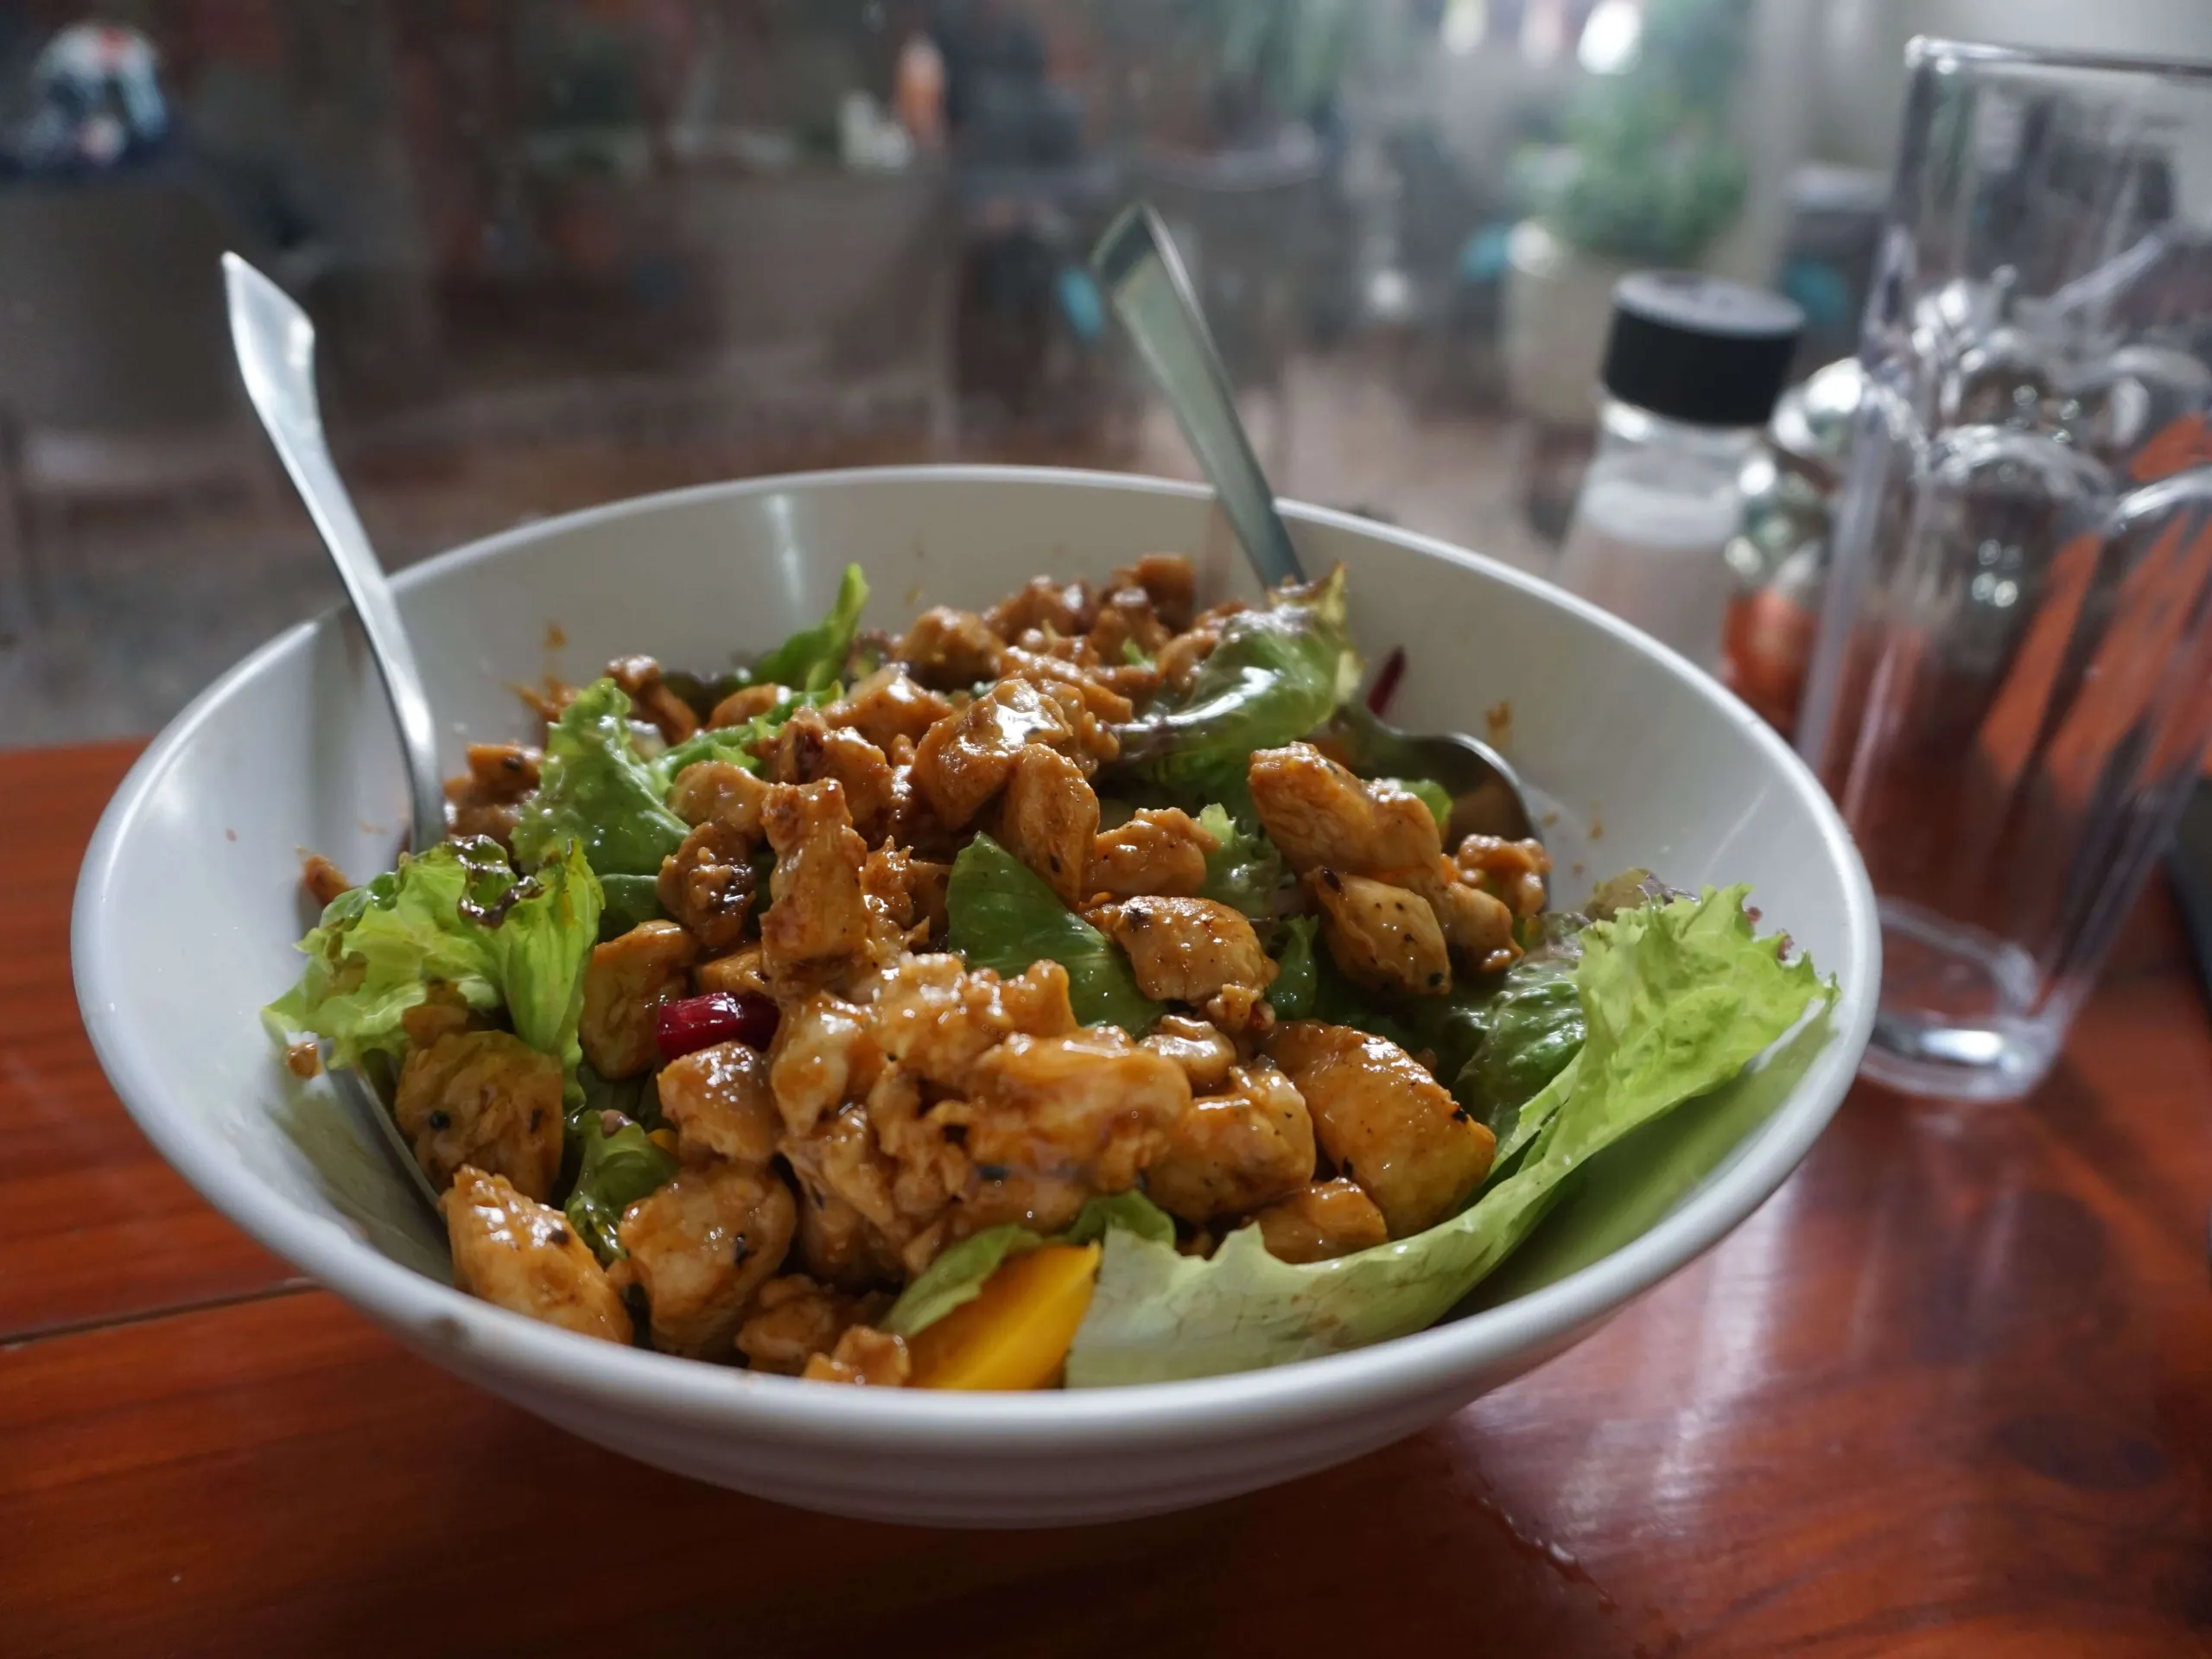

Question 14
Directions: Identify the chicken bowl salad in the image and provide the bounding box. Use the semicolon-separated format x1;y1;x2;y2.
266;554;1830;1391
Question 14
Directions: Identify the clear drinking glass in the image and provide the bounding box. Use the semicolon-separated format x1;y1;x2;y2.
1797;39;2212;1101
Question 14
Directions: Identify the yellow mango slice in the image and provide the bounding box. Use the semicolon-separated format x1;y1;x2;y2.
908;1243;1103;1390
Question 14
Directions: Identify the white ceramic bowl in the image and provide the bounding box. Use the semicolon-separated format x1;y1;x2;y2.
75;467;1877;1527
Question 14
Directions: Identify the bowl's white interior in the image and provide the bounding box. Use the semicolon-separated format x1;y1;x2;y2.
76;467;1876;1430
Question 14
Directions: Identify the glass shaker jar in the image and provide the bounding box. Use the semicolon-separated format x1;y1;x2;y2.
1554;273;1806;667
1719;356;1867;735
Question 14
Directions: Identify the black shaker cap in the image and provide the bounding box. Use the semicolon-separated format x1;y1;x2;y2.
1601;271;1806;428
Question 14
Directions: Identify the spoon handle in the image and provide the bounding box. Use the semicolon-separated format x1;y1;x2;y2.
223;254;447;858
1091;203;1307;590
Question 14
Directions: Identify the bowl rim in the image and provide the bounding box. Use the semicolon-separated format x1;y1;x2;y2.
74;462;1878;1446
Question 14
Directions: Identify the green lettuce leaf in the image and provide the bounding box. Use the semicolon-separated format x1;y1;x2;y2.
512;678;689;877
1195;804;1286;920
881;1192;1177;1338
594;873;666;939
1267;914;1319;1020
1063;887;1828;1385
265;839;603;1086
1380;777;1452;831
744;563;868;696
563;1111;679;1264
1111;567;1362;805
1452;953;1586;1142
945;834;1161;1035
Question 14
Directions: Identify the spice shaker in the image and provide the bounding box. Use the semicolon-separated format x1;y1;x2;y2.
1720;356;1866;735
1554;273;1805;667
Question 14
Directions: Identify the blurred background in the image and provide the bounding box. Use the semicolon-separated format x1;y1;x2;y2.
2;0;2209;747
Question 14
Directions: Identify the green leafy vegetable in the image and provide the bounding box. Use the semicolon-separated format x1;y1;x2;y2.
1064;887;1828;1385
1380;777;1453;831
563;1112;679;1264
743;563;868;696
645;688;829;795
882;1192;1177;1338
1195;804;1286;919
1111;567;1362;804
265;838;601;1083
1452;954;1587;1142
1268;915;1319;1020
945;834;1161;1035
512;679;688;877
595;873;666;939
1059;1191;1177;1250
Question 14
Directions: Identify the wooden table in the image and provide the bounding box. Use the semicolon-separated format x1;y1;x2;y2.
7;741;2211;1658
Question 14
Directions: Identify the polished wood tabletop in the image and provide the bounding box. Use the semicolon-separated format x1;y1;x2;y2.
7;740;2211;1658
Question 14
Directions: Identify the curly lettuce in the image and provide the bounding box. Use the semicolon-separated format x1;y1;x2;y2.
944;833;1161;1035
265;838;602;1084
565;1110;679;1264
1064;887;1829;1385
1194;803;1286;919
512;679;689;877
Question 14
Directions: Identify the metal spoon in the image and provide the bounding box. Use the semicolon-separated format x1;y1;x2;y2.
1090;203;1539;844
224;251;445;1218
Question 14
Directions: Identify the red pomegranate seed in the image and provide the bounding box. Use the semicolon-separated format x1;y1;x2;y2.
655;992;779;1064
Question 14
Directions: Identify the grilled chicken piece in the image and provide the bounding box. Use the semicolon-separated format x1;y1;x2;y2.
828;664;954;751
912;677;1075;829
1455;834;1552;918
767;991;883;1139
707;682;789;729
868;954;1077;1093
995;743;1099;906
944;1028;1191;1235
1113;553;1197;632
800;1325;912;1385
1001;648;1139;726
1308;868;1451;997
301;852;354;908
1087;807;1217;899
898;606;1007;689
657;820;758;954
399;983;474;1050
1264;1021;1495;1237
759;779;872;988
1402;859;1518;972
860;847;950;938
668;758;773;836
580;920;698;1078
610;1164;795;1357
1139;1013;1239;1093
761;709;897;843
1087;896;1276;1007
442;1167;632;1342
1144;1062;1316;1224
607;653;699;745
1085;584;1173;667
1248;743;1443;876
1250;1178;1389;1263
395;1030;564;1198
735;1274;889;1373
656;1039;781;1166
1154;626;1220;695
988;575;1095;641
779;1083;966;1283
443;743;542;847
695;943;768;999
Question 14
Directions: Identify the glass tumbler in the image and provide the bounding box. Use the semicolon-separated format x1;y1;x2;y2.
1797;40;2212;1101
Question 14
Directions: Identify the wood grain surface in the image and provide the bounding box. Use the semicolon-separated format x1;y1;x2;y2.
5;741;2210;1658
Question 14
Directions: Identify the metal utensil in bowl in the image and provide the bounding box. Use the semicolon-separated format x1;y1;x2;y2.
223;250;444;1217
1090;203;1538;844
